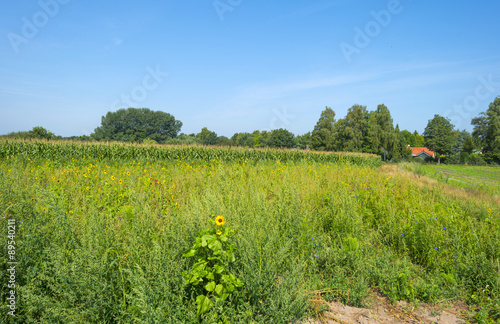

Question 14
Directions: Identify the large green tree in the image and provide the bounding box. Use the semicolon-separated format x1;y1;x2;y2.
423;114;456;163
335;104;369;152
400;130;424;147
258;130;270;148
28;126;56;140
472;97;500;162
412;130;424;147
366;104;394;154
310;107;336;151
461;136;476;154
471;112;488;149
196;127;218;145
2;126;58;140
92;108;182;143
215;136;233;147
267;128;296;148
296;132;312;149
388;125;412;160
451;130;472;155
231;132;254;147
484;97;500;154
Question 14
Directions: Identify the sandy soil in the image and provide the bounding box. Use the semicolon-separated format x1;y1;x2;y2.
303;291;468;324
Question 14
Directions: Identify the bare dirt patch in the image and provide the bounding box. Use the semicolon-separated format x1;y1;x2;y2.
304;291;468;324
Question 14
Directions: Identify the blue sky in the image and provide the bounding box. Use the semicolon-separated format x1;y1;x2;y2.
1;0;500;138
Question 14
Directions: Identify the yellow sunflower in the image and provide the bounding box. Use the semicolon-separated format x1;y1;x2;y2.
215;215;225;226
216;231;222;235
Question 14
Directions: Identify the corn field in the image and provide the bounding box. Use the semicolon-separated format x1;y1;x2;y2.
0;140;382;167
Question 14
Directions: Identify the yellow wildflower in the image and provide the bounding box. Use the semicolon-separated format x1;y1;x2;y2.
215;215;225;226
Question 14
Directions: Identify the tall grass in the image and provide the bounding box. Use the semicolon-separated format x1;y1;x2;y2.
0;143;498;323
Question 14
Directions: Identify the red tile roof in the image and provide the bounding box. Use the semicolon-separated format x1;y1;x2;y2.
409;147;435;157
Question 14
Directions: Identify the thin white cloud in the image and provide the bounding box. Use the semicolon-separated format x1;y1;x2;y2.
217;58;499;110
0;87;65;100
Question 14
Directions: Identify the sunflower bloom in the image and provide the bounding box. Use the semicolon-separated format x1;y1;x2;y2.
216;231;222;235
215;215;225;226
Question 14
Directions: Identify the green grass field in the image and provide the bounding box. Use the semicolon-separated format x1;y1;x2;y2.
405;163;500;196
0;141;499;323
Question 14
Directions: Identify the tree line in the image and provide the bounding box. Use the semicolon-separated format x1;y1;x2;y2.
2;97;500;163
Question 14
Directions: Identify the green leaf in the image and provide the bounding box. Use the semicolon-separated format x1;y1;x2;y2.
189;275;201;284
215;284;224;296
234;278;244;287
182;249;196;257
201;234;214;247
208;239;222;252
201;235;209;247
213;263;225;274
220;291;229;300
226;249;236;262
196;294;214;316
192;261;207;273
205;281;216;292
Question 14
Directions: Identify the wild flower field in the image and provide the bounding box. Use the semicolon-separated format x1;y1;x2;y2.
0;141;499;323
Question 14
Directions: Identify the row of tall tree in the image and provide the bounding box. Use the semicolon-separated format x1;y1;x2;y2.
421;97;500;164
188;127;298;149
3;97;499;163
309;105;423;160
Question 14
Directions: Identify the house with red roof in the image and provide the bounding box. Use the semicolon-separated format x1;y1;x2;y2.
408;146;435;159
